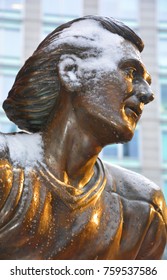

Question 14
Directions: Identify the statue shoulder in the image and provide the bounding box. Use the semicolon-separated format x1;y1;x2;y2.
0;132;43;168
0;134;13;209
104;162;160;198
104;162;167;259
104;162;166;219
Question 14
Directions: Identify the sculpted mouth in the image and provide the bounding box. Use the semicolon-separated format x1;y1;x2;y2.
124;103;144;120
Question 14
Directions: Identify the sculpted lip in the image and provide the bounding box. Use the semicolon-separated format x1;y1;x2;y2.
124;102;144;120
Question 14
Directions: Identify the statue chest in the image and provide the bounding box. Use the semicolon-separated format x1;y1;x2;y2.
0;171;122;259
0;168;150;260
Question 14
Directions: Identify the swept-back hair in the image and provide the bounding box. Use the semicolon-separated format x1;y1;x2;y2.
3;15;144;132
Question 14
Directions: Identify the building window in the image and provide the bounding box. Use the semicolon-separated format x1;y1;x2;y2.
0;75;15;102
42;0;83;38
0;75;17;133
101;130;139;162
158;38;167;68
0;28;22;58
0;0;24;10
160;84;167;114
123;130;139;158
157;0;167;22
42;0;83;17
0;119;17;133
162;130;167;163
102;144;118;160
99;0;138;21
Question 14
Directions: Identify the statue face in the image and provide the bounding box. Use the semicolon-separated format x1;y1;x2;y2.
72;36;153;145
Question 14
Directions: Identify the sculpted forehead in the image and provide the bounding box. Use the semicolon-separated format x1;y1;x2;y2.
60;19;141;54
58;19;142;71
57;19;124;49
118;39;142;61
59;19;123;47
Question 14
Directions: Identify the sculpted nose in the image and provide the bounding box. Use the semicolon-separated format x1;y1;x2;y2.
135;80;154;104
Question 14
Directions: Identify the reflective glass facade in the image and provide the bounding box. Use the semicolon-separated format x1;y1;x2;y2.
99;0;138;21
42;0;83;17
0;0;23;132
158;0;167;201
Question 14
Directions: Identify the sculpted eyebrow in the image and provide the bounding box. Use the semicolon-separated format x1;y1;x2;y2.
119;59;151;84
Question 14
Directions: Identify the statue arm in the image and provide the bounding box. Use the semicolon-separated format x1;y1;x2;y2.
0;134;12;209
136;194;167;260
0;158;13;211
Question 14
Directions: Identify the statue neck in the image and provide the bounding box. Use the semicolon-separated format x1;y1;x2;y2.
42;99;102;188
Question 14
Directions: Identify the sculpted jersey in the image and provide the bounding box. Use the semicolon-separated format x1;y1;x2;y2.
0;140;166;259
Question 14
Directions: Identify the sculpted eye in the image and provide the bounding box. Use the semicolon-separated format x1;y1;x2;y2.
125;67;137;80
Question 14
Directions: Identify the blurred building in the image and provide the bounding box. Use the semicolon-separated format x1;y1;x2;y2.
0;0;167;201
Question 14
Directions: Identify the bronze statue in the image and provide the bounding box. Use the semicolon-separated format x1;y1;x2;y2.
0;15;166;260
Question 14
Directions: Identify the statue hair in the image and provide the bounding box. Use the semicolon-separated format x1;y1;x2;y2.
3;15;144;132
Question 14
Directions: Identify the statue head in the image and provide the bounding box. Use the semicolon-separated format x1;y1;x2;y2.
3;15;153;142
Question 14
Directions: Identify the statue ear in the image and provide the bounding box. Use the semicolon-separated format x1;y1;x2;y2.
58;54;82;92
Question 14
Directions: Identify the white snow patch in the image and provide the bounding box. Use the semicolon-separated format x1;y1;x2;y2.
58;19;123;49
55;19;142;84
0;133;6;150
5;133;44;168
60;20;124;71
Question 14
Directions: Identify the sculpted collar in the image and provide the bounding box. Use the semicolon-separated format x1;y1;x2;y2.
39;158;106;210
